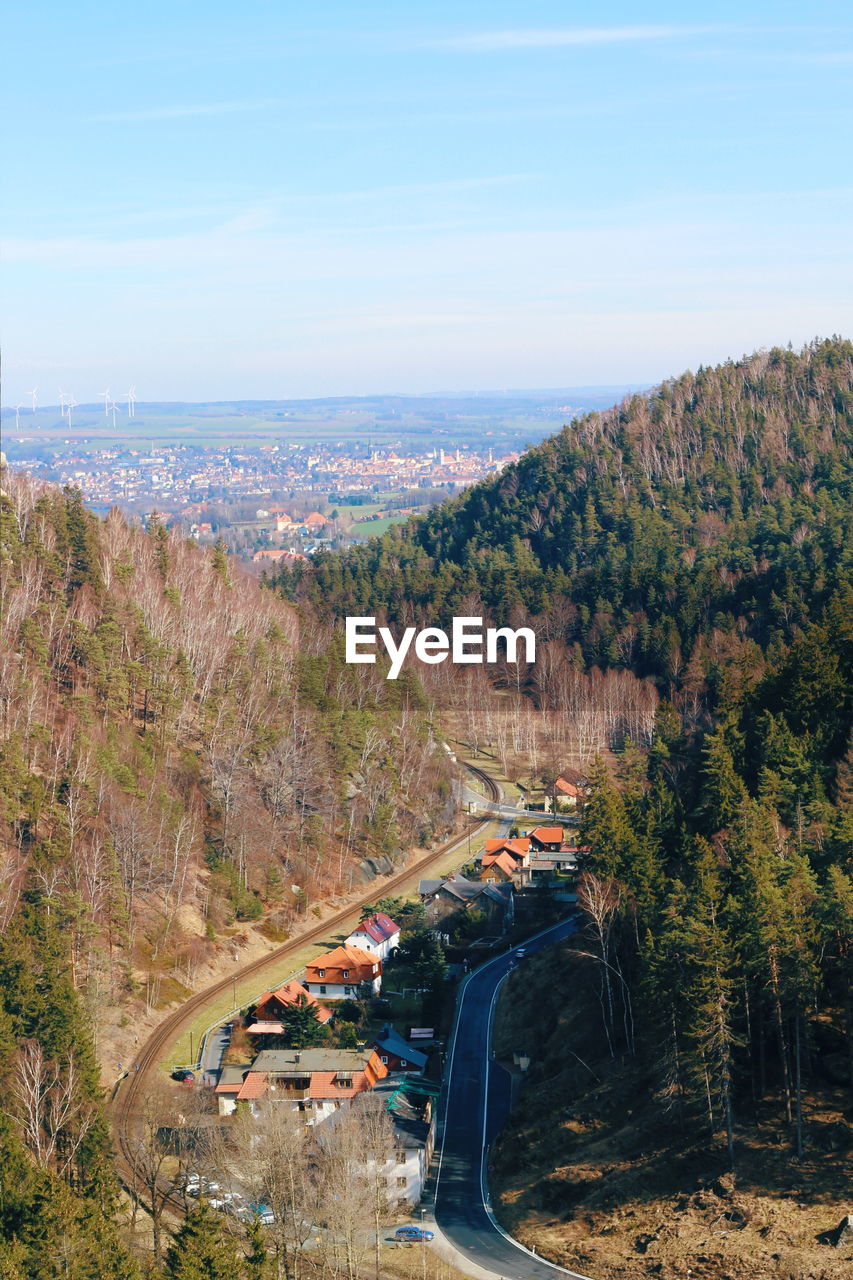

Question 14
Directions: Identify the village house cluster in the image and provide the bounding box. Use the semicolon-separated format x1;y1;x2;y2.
201;795;588;1212
213;912;437;1205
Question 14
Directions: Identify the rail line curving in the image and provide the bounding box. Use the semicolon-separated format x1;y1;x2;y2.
111;761;500;1195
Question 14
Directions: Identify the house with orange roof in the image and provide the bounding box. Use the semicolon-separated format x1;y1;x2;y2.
483;836;531;862
214;1047;388;1121
554;776;581;806
304;944;382;1000
478;836;531;884
302;511;328;528
479;851;520;883
550;771;591;810
249;979;332;1032
526;826;565;853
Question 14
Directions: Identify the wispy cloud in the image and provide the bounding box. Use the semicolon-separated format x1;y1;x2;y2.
87;98;280;123
434;25;720;52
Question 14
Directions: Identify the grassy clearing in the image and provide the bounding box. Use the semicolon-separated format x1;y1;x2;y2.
379;1243;478;1280
348;514;410;539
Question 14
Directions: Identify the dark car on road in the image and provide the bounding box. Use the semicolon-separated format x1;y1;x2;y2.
394;1226;434;1242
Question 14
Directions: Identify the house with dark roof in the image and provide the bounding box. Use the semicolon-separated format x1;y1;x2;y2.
418;874;513;935
516;844;588;888
369;1079;436;1206
371;1024;428;1073
345;912;401;961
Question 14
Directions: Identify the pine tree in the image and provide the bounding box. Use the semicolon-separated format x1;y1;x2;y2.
164;1203;240;1280
579;755;637;879
280;994;327;1048
699;721;747;832
682;841;738;1165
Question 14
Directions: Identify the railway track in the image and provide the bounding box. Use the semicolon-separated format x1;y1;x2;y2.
111;760;500;1195
463;761;501;804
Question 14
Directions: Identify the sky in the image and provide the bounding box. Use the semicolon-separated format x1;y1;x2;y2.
3;1;853;404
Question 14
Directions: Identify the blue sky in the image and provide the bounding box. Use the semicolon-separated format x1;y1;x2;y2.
3;1;852;403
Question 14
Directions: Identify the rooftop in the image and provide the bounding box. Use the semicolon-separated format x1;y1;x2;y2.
373;1025;428;1070
251;1047;379;1074
353;912;400;943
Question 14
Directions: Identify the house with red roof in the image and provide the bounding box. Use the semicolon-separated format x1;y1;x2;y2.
479;851;520;883
526;826;565;853
304;944;382;999
214;1047;388;1121
478;836;531;884
483;836;531;863
248;979;332;1034
345;912;400;961
554;776;581;806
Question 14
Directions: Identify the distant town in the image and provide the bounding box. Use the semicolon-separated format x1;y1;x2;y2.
10;437;519;562
3;387;635;561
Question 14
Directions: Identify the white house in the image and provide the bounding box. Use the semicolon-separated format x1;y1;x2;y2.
304;944;382;1000
345;912;401;961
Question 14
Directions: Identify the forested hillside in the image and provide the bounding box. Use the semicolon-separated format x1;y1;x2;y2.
0;474;449;1275
278;339;853;1272
335;337;853;1276
280;338;852;708
490;594;853;1277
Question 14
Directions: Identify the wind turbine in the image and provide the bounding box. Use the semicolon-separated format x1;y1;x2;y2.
108;396;121;429
30;388;38;413
59;389;68;419
124;385;136;418
66;394;77;428
100;388;111;417
15;404;23;430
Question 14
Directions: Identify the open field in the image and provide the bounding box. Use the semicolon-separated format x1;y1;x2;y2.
2;387;636;462
349;514;411;538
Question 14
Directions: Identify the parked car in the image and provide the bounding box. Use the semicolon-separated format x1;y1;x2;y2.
171;1068;195;1083
394;1226;434;1242
247;1202;275;1225
515;947;528;959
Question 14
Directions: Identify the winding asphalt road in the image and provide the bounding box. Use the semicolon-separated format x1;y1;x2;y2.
432;916;593;1280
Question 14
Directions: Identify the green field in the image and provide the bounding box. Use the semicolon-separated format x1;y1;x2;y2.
2;389;628;464
348;514;410;539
